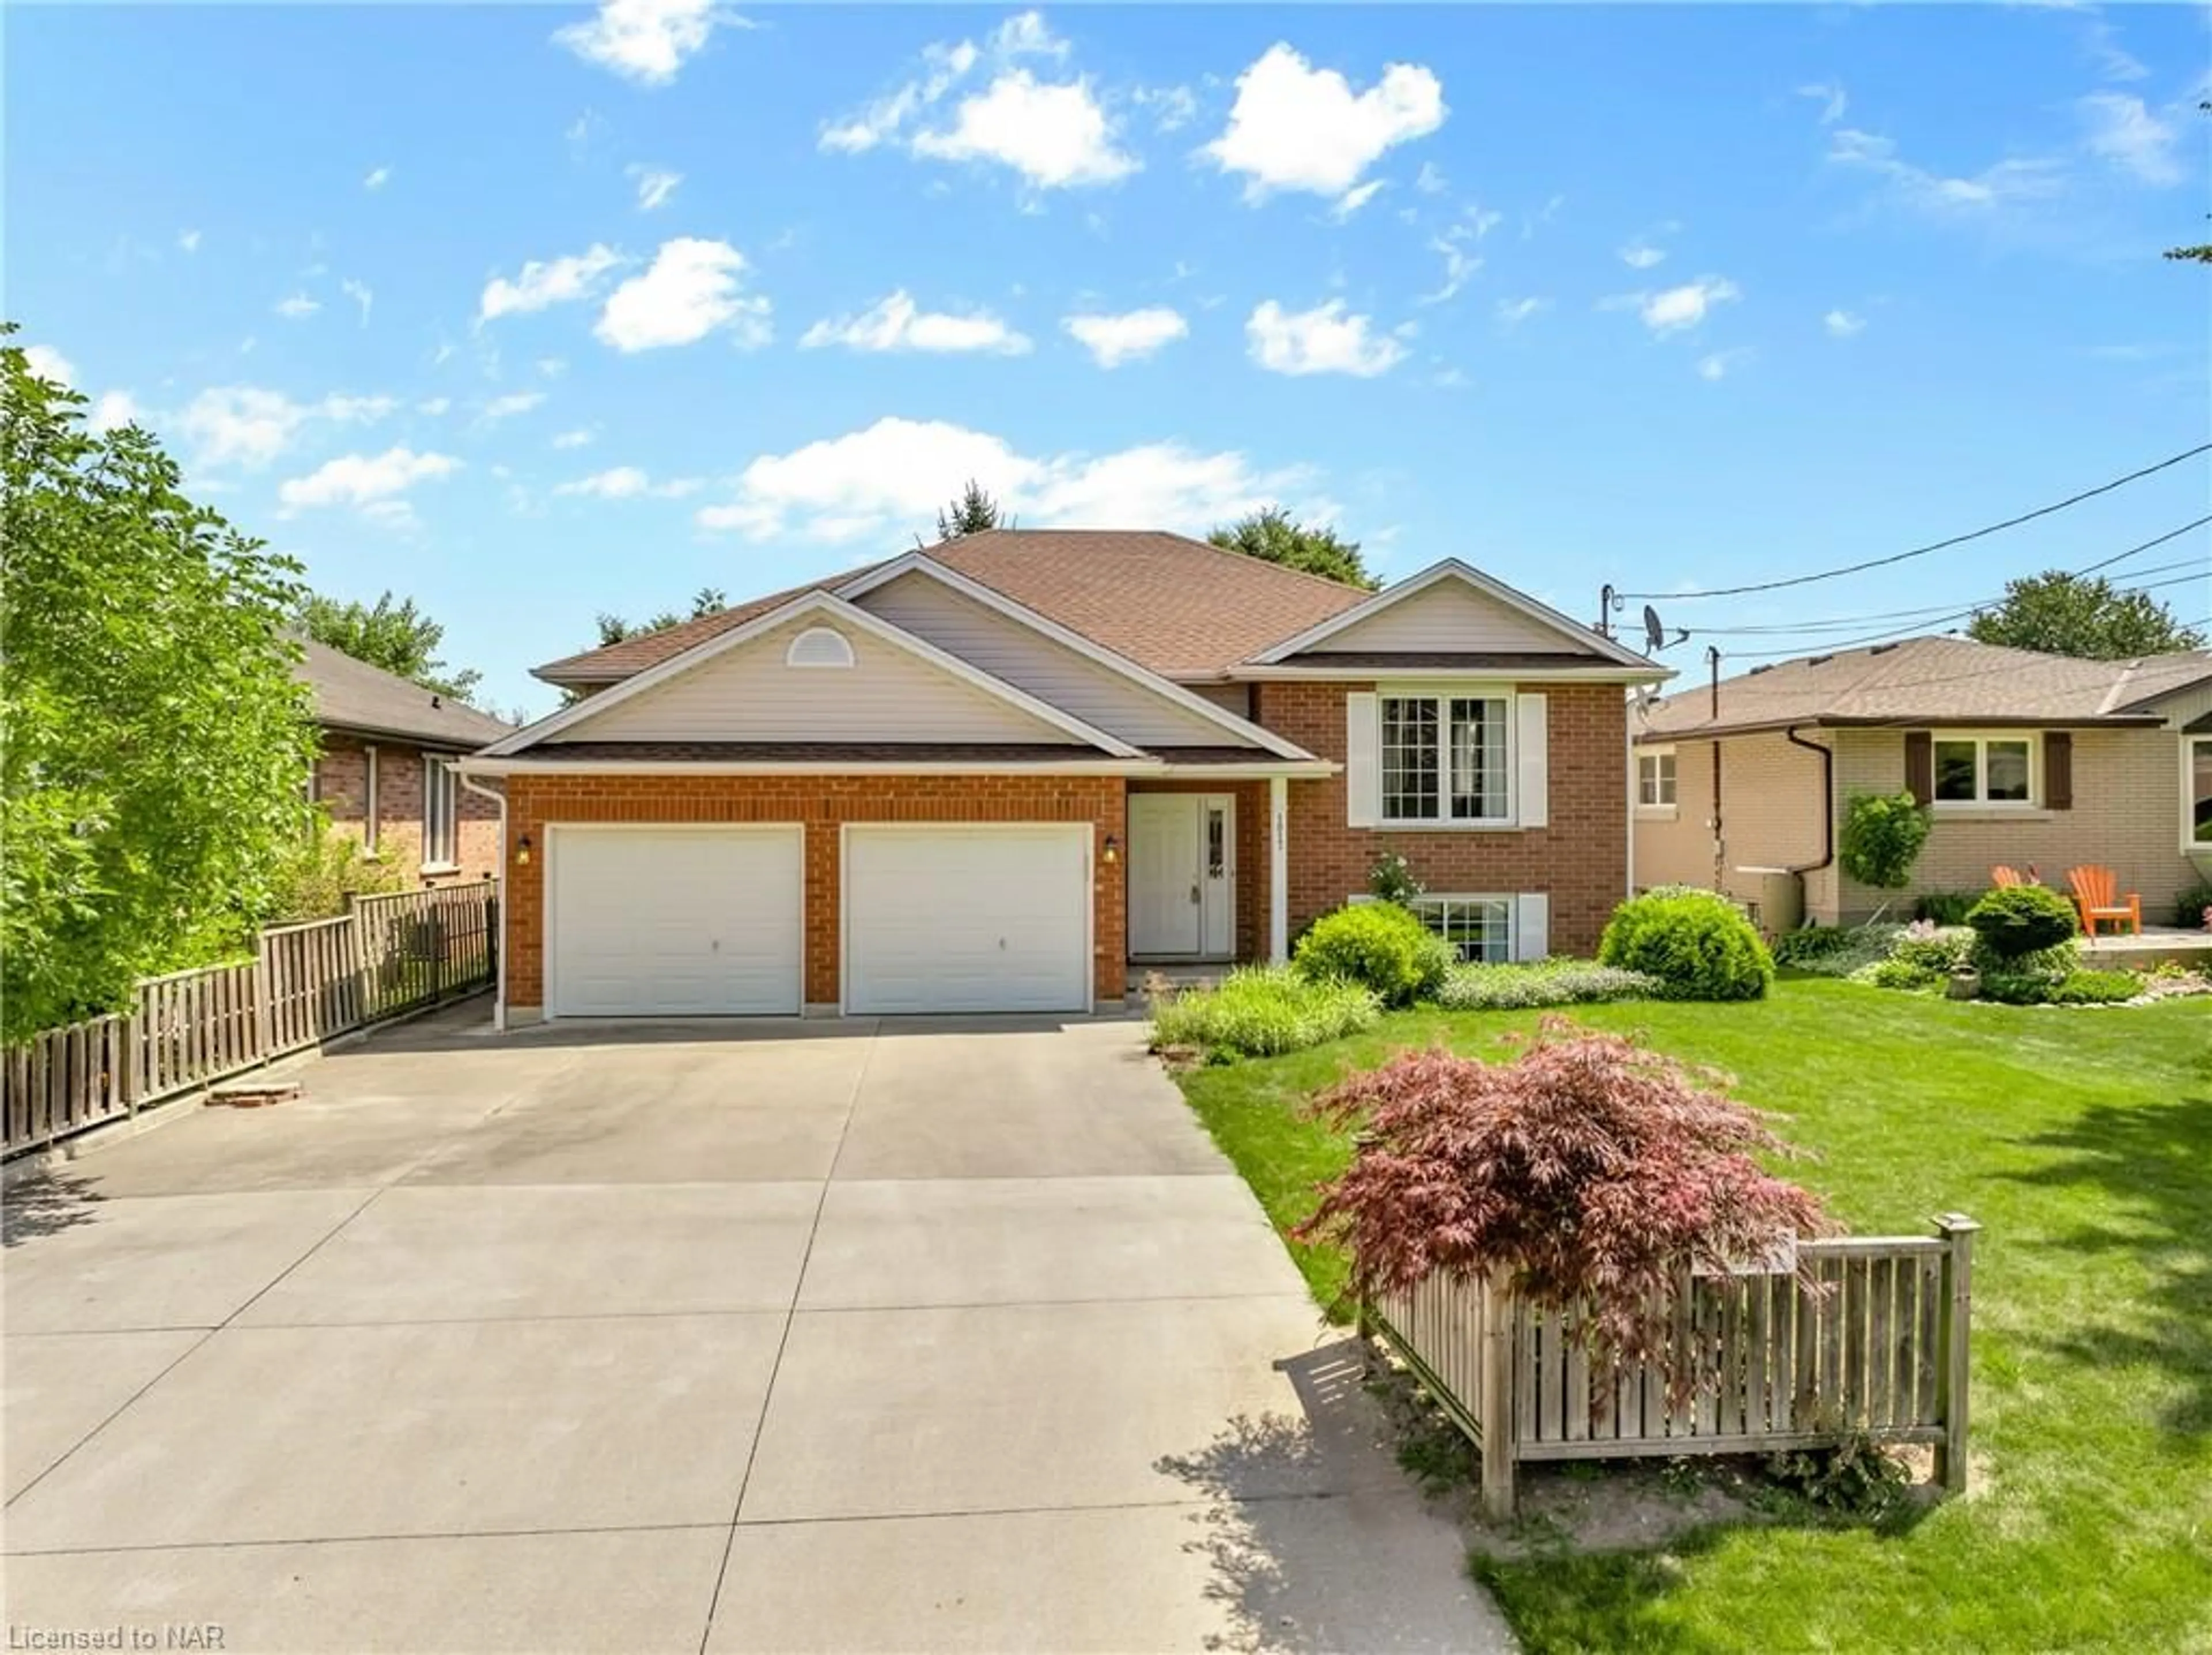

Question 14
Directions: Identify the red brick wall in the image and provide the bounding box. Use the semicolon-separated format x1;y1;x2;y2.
1127;779;1270;963
315;736;501;884
502;774;1127;1012
1252;681;1628;956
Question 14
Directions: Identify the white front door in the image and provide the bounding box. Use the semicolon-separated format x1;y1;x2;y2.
1129;794;1235;959
548;825;804;1017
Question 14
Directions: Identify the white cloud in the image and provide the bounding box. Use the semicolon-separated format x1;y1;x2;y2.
177;387;395;469
1063;306;1188;368
1796;82;1847;125
177;229;202;254
341;278;374;327
800;290;1031;355
551;427;597;449
1331;180;1387;220
912;70;1137;188
2080;93;2181;186
629;165;682;210
22;344;75;385
1827;127;2065;211
418;397;453;416
821;10;1063;156
1695;348;1753;382
1245;299;1406;377
594;237;771;351
1414;160;1447;195
478;244;626;323
1419;229;1480;304
1824;308;1866;338
537;357;567;378
274;293;320;320
363;165;391;190
553;0;738;86
1202;43;1446;206
481;391;547;421
1608;276;1741;335
694;414;1315;544
1494;296;1550;326
1619;240;1666;270
1132;84;1197;133
554;465;702;499
90;391;140;432
278;446;459;514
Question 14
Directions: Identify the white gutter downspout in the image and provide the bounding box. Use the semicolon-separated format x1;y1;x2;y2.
459;771;509;1032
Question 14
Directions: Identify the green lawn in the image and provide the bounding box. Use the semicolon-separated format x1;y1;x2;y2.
1173;979;2212;1654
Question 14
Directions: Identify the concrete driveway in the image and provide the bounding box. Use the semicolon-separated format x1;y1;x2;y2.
3;1001;1509;1654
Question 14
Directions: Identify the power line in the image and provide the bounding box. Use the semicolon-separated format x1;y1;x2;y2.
1719;569;2210;661
1679;517;2212;637
1618;444;2212;602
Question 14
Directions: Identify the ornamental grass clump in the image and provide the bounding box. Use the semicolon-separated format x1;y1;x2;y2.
1298;1021;1830;1400
1148;965;1381;1061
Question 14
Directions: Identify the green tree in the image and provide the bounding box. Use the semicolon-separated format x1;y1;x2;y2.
593;586;726;646
934;479;1009;540
1966;570;2206;659
297;589;483;703
1207;508;1377;590
1;332;318;1040
2165;103;2211;265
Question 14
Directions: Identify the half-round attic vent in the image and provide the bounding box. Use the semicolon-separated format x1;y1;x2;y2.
785;626;856;669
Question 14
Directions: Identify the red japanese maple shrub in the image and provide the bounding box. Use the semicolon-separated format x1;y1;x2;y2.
1298;1019;1830;1394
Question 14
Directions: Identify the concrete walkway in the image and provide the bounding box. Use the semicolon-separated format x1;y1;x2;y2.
3;1001;1510;1654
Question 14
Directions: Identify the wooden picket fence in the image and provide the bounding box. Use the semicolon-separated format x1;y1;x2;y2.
1369;1218;1979;1518
4;880;498;1159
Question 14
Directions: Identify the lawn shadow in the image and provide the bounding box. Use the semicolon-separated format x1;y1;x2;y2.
2004;1085;2212;1442
2;1164;107;1246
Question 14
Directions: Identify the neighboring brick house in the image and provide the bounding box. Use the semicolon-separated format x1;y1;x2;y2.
1633;636;2212;929
300;641;513;885
459;532;1668;1025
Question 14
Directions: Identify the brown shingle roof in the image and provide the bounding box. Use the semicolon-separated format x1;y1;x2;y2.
1638;635;2211;740
531;530;1368;684
298;641;515;748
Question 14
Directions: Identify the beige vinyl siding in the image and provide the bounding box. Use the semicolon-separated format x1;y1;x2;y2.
1831;727;2209;923
1294;579;1580;656
854;571;1252;748
1632;732;1834;914
565;613;1081;745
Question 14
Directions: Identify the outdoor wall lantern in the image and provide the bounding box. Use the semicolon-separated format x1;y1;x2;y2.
516;833;533;866
1101;834;1119;866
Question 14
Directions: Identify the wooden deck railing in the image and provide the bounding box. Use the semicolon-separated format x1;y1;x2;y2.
3;879;498;1159
1369;1217;1980;1518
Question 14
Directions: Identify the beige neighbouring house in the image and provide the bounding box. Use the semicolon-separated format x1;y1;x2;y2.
1632;636;2212;930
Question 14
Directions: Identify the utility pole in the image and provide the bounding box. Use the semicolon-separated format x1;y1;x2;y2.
1708;645;1725;891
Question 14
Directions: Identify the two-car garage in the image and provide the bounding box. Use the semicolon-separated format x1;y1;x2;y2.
544;823;1094;1019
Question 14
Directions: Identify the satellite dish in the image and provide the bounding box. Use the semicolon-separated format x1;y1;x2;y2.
1642;605;1666;654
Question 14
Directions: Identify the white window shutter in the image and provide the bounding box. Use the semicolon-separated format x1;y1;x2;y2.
1346;692;1380;828
1514;893;1550;962
1515;693;1549;829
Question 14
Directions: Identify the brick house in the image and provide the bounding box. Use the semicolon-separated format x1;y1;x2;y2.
300;641;513;885
457;532;1668;1024
1632;636;2212;929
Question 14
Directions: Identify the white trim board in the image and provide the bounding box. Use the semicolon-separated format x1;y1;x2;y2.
1247;558;1663;673
482;589;1141;760
836;553;1322;763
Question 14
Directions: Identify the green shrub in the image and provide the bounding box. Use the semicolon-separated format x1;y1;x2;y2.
1433;959;1659;1010
1771;925;1857;965
1891;924;1975;975
1965;884;2079;959
1850;956;1946;992
1367;849;1425;907
1839;791;1932;891
1597;887;1774;1002
1912;891;1980;926
266;822;411;922
1976;944;2088;1003
1294;902;1452;1007
1149;965;1381;1060
2171;884;2212;930
1774;923;1901;978
2047;969;2142;1006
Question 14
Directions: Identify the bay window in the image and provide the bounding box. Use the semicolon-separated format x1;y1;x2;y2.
1381;694;1510;824
1933;736;2034;806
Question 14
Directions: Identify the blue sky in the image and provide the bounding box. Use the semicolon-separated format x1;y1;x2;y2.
14;2;2209;715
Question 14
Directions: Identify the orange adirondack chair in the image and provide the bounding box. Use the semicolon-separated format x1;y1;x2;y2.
1991;865;2032;888
2066;865;2142;937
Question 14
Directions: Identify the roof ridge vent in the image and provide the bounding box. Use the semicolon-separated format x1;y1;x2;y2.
1748;663;1774;675
1807;653;1834;666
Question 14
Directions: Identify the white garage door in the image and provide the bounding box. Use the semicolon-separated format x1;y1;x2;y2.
844;825;1090;1014
550;826;802;1017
